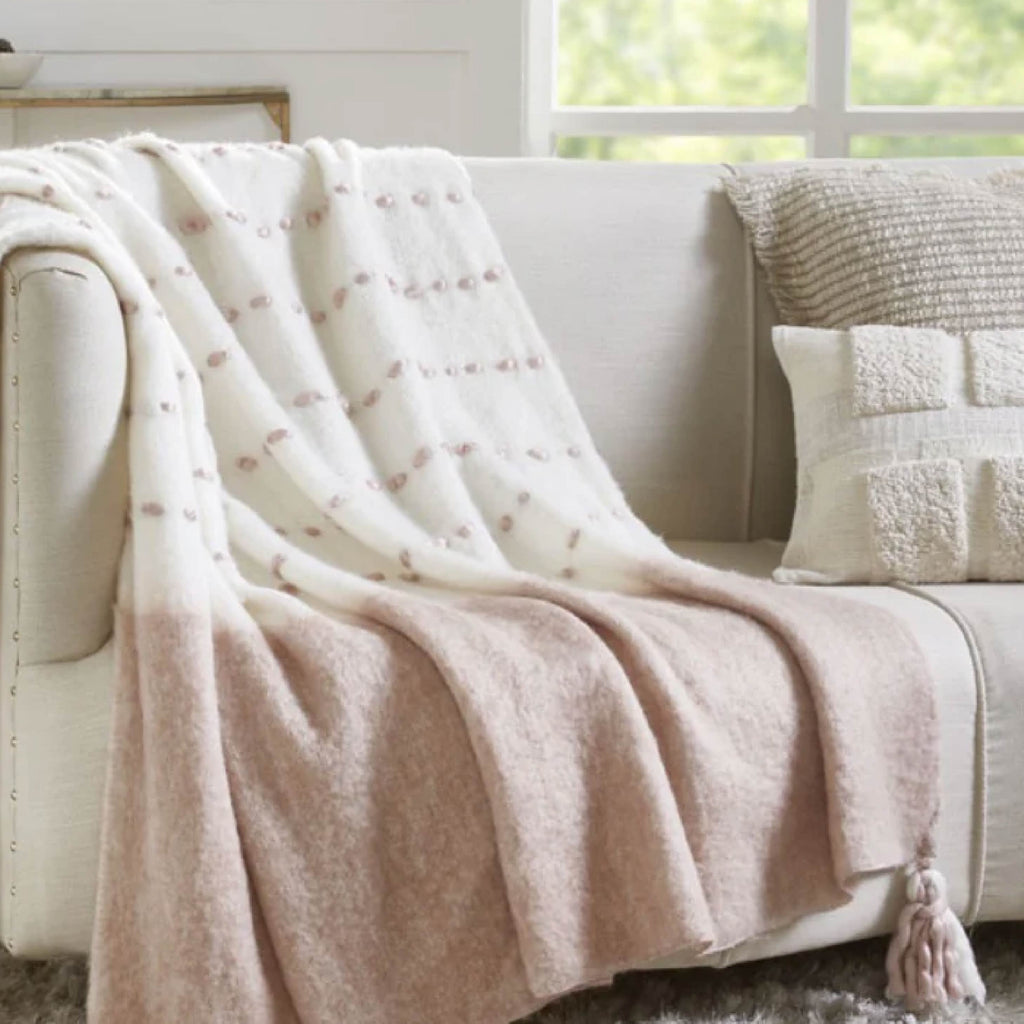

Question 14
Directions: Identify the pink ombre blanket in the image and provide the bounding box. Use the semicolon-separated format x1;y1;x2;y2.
0;137;968;1022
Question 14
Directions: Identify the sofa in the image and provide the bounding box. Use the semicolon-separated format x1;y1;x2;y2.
1;154;1021;967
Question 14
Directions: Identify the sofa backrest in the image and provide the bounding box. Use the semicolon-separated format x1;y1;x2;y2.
468;155;1024;542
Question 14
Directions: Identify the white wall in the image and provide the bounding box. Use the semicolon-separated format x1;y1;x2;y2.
3;0;527;154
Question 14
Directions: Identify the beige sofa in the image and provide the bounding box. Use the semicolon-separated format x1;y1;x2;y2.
2;156;1021;966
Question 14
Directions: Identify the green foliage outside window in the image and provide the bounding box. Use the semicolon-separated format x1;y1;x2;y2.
557;0;1024;161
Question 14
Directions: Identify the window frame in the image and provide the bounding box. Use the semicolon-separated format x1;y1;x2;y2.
526;0;1024;159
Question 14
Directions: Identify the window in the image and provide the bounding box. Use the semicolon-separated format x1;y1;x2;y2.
526;0;1024;161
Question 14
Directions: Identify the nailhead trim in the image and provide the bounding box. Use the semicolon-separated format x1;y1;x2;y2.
4;269;22;952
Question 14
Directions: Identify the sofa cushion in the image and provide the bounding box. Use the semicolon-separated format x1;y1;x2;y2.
671;540;1024;934
666;541;977;952
471;160;757;541
4;545;1013;961
2;541;979;962
906;583;1024;922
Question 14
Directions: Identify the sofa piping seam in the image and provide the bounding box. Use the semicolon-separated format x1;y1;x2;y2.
895;582;989;926
11;265;89;287
743;227;758;542
720;164;759;542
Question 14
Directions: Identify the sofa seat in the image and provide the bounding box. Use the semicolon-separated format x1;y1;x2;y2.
650;539;1023;970
16;539;1018;969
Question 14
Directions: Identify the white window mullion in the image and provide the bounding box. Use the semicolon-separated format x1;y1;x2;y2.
525;0;557;156
549;107;813;138
845;106;1024;135
808;0;851;157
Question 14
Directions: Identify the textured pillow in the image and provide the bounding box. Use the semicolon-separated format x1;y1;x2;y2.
773;324;1024;584
724;165;1024;330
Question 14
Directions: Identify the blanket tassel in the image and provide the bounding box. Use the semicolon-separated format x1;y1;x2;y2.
885;860;986;1012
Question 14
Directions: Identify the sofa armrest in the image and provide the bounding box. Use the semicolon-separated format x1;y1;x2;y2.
0;249;128;670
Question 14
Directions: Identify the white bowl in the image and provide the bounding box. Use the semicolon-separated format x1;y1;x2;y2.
0;54;44;89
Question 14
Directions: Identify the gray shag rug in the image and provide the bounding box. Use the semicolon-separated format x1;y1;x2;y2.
3;924;1020;1023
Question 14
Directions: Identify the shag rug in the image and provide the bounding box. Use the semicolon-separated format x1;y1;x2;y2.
4;924;1019;1023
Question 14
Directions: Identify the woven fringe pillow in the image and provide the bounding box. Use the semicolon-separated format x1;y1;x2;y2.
724;165;1024;330
773;324;1024;584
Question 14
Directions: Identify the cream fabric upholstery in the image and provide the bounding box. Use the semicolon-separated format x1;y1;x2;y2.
1;156;1022;960
0;250;127;667
478;156;1024;542
4;647;112;955
472;160;756;541
912;584;1024;922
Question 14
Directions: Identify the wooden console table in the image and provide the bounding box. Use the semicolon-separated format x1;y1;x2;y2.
0;85;291;144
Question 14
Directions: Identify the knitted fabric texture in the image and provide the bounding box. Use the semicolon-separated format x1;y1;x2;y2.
723;165;1024;331
0;138;959;1023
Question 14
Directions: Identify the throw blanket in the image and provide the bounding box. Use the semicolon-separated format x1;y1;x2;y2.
0;137;971;1022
